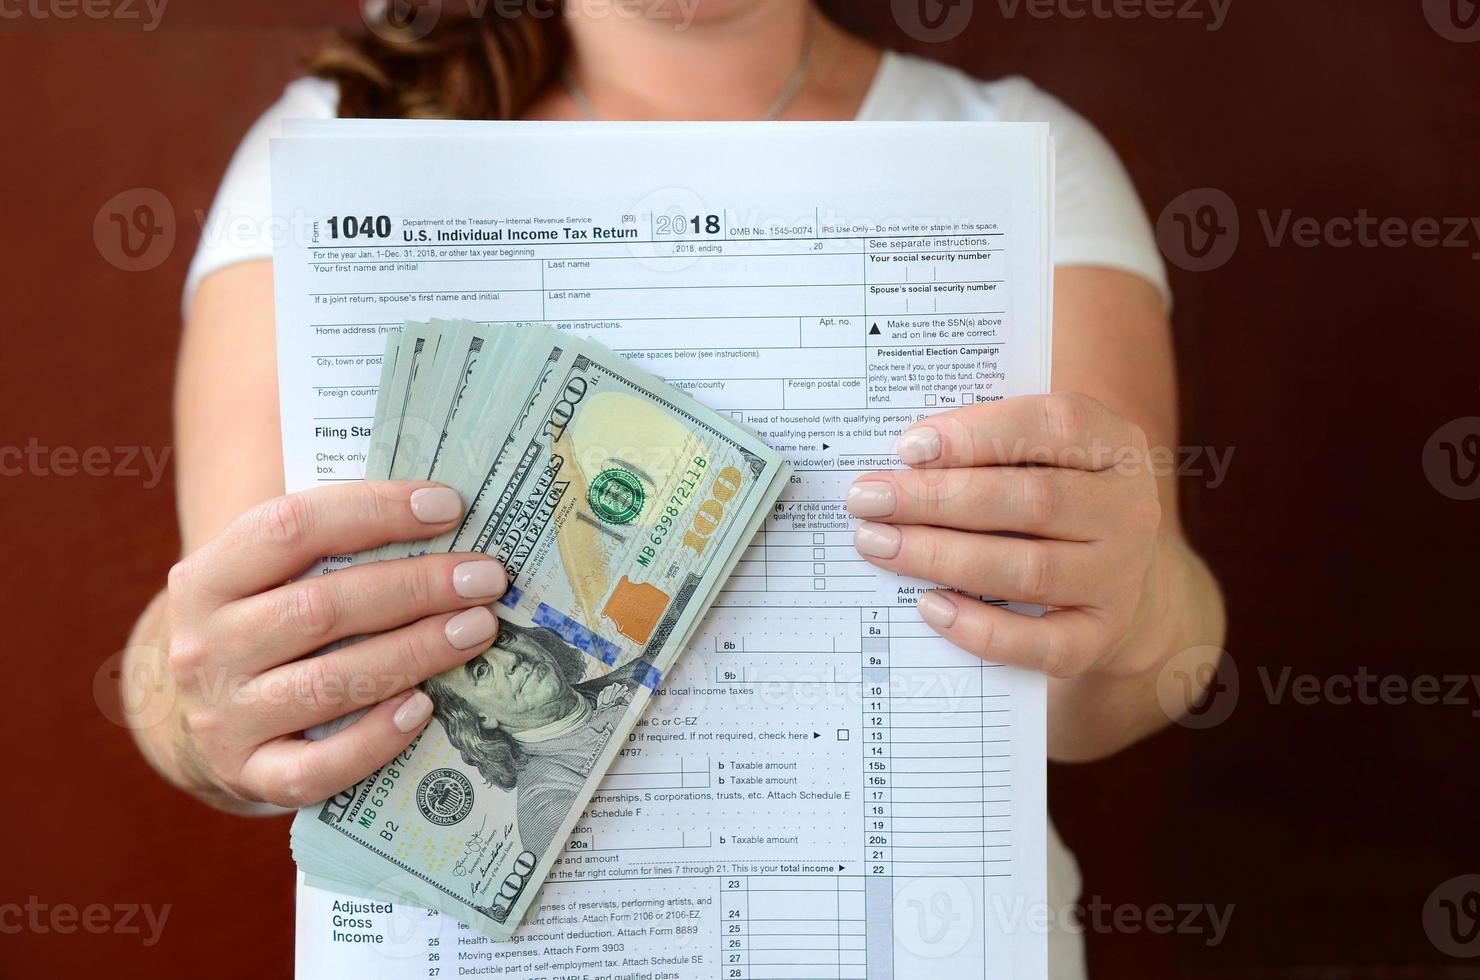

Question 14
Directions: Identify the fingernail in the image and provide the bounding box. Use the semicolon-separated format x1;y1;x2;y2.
896;426;942;465
453;560;507;599
846;481;897;518
853;521;902;559
410;487;462;523
445;606;498;650
918;591;959;629
393;690;433;733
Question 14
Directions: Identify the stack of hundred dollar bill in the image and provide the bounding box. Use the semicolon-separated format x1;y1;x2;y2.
290;319;788;939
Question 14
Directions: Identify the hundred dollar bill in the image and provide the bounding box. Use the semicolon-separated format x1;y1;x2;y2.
365;319;498;564
461;340;780;678
291;320;788;940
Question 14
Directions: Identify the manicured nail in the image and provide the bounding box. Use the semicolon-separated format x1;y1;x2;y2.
445;606;498;650
410;487;462;523
853;521;902;559
453;560;507;599
896;426;942;465
393;690;433;733
918;591;959;630
846;481;897;519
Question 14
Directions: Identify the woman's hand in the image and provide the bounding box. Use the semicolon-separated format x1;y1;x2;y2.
846;393;1168;681
150;481;507;811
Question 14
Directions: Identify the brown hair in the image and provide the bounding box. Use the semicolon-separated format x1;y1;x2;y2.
310;1;569;120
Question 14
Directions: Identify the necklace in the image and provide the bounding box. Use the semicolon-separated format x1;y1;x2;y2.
560;13;816;122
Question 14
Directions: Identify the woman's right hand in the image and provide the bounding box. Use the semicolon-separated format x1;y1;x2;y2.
158;481;506;811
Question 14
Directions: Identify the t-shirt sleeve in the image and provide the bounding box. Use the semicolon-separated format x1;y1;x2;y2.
182;77;339;314
997;77;1172;308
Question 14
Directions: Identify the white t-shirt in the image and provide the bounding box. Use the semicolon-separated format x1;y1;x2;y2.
187;51;1170;978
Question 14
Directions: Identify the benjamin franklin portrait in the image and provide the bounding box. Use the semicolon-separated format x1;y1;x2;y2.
423;618;643;855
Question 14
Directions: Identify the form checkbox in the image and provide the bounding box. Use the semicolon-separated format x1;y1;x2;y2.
813;563;826;575
813;532;825;544
924;394;938;407
813;547;825;559
962;391;975;404
836;729;850;741
813;578;826;590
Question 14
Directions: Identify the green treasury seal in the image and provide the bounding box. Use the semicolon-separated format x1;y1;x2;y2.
587;468;645;525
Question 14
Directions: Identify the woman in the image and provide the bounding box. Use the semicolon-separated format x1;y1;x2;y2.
123;1;1226;973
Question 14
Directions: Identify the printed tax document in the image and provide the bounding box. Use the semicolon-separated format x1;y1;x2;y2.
271;121;1053;979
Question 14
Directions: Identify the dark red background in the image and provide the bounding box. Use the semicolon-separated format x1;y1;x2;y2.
3;1;1477;977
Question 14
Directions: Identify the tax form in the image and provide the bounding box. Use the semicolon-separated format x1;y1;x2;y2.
272;121;1053;979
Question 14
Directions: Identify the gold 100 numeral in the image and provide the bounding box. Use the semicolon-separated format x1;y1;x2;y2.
681;466;744;556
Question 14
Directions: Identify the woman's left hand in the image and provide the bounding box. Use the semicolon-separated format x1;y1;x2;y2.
847;392;1167;680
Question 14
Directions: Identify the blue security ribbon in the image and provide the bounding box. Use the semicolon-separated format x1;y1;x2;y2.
630;660;663;691
532;602;621;666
